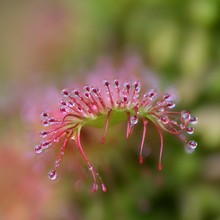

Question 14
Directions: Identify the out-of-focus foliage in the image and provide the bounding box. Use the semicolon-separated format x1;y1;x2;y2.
0;0;220;220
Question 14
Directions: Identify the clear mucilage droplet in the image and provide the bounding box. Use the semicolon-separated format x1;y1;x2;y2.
122;96;128;103
185;140;198;153
130;115;138;126
93;183;98;192
68;101;75;107
60;106;70;114
53;138;60;143
160;115;169;124
41;112;49;119
186;127;194;134
134;82;141;92
114;79;119;88
167;101;175;109
144;89;157;100
48;118;56;125
40;130;48;138
188;140;197;149
41;141;51;149
181;111;190;122
42;119;49;127
34;145;42;154
73;89;79;96
103;80;109;87
48;170;57;180
163;94;170;100
190;116;198;124
101;183;107;192
61;89;69;97
124;82;131;90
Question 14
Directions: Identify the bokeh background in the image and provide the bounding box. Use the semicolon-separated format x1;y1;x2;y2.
1;0;220;220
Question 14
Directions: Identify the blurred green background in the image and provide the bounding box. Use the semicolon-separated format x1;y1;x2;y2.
0;0;220;220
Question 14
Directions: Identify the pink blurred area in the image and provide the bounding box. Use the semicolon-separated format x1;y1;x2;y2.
0;2;82;219
0;147;52;220
0;0;219;219
0;1;74;78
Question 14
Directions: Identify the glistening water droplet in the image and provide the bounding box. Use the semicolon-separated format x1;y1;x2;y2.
101;183;107;192
167;101;175;109
41;112;49;119
48;170;57;180
42;119;49;127
93;183;98;192
40;130;48;138
181;111;190;122
148;89;157;100
103;80;109;87
163;94;170;100
188;140;197;149
34;145;42;154
186;127;194;134
41;141;51;149
185;140;197;153
160;115;169;124
61;89;69;97
130;115;138;126
190;116;198;124
134;81;141;92
113;79;119;88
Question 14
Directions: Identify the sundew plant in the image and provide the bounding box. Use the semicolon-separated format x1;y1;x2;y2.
35;66;198;192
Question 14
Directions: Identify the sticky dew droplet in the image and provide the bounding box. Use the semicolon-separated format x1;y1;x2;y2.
130;115;138;126
144;89;157;101
113;79;119;88
160;115;169;124
103;80;109;87
190;116;198;124
101;183;107;192
84;85;90;92
84;92;90;98
181;111;190;122
41;141;51;149
124;82;131;90
122;96;128;103
163;94;170;100
93;183;98;192
186;127;194;134
61;89;69;97
167;101;175;109
41;112;49;119
48;118;56;125
188;140;197;149
48;170;57;180
68;101;75;107
40;130;48;138
60;107;68;114
134;81;141;92
60;100;67;106
73;89;79;96
185;140;197;154
42;119;49;127
34;145;42;154
53;138;60;143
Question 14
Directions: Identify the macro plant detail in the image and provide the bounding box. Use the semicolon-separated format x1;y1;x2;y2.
34;79;198;192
